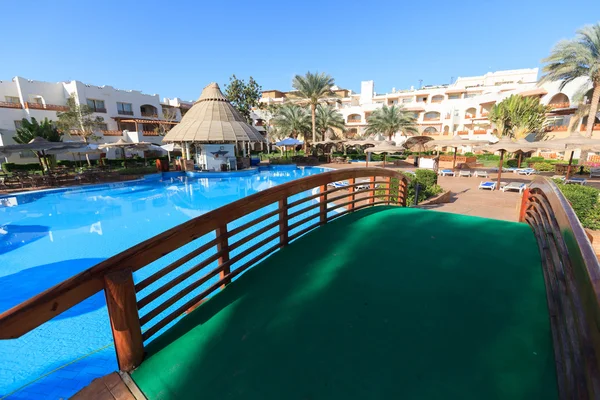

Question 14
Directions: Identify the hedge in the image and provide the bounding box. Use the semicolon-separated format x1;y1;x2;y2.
555;183;600;230
1;163;41;173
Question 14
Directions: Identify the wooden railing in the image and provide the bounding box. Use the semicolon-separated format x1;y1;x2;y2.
0;168;409;372
0;101;23;109
549;102;570;109
519;177;600;400
473;129;487;135
24;102;69;111
142;130;159;136
546;125;568;132
101;130;123;136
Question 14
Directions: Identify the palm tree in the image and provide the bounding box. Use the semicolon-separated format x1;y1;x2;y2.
488;95;548;139
271;104;311;141
315;104;346;140
290;72;336;145
13;117;62;171
365;105;418;140
540;23;600;139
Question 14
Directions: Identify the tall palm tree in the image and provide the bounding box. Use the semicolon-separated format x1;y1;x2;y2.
13;117;62;172
290;72;336;144
271;104;311;141
488;95;548;139
540;23;600;139
315;104;346;140
365;105;418;140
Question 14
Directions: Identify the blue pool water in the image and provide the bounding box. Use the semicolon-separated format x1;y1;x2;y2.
0;166;329;399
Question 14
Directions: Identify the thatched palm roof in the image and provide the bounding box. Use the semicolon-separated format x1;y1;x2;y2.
163;83;266;143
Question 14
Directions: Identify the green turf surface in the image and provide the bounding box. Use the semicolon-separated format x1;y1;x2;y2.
131;206;557;400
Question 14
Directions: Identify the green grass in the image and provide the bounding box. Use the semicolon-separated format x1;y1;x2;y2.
132;207;557;400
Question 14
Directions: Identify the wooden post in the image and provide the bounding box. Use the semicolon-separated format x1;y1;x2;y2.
319;185;327;225
347;178;355;211
452;148;457;169
518;152;523;168
518;188;530;222
566;151;574;179
278;198;288;246
385;176;391;205
496;150;505;191
216;225;230;287
369;176;375;204
104;270;144;372
398;179;407;207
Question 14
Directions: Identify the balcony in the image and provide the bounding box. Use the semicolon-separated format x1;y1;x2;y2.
457;130;468;135
481;112;489;117
549;102;570;109
91;107;107;113
101;130;123;136
464;114;476;119
143;130;159;136
473;130;487;135
347;119;361;124
141;112;159;118
118;110;134;116
545;125;568;132
580;124;600;132
423;117;440;122
24;102;69;111
0;101;23;109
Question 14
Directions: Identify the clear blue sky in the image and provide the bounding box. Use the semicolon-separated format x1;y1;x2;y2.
1;0;597;100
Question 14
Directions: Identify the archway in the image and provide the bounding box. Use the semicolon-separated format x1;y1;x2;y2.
443;125;450;135
140;104;158;117
465;107;477;118
423;126;438;135
346;128;358;138
548;93;569;107
424;111;440;121
431;95;444;103
347;114;361;123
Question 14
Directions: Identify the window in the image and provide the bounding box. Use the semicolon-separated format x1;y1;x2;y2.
87;99;106;112
416;96;427;103
401;98;413;103
14;120;23;129
389;100;398;105
464;93;477;99
32;97;43;104
117;102;133;115
97;123;108;131
453;110;459;117
5;96;20;103
448;94;461;100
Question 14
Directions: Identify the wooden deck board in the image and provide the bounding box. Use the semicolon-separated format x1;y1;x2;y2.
71;372;137;400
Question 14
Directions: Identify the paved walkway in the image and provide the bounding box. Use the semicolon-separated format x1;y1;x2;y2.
320;161;600;222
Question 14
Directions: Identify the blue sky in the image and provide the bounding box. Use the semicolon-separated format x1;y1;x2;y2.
1;0;597;100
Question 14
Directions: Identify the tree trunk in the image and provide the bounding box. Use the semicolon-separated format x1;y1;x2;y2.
581;83;600;165
311;103;316;152
584;83;600;138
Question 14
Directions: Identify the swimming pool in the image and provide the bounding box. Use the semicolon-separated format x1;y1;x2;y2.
0;166;329;399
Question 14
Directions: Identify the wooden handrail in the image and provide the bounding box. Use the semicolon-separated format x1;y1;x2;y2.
0;167;409;371
519;177;600;399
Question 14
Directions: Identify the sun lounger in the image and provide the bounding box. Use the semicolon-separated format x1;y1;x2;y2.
327;181;349;189
458;170;472;177
501;182;527;193
565;177;587;185
474;170;489;178
590;168;600;178
505;167;519;173
516;168;537;175
438;169;455;177
478;181;496;191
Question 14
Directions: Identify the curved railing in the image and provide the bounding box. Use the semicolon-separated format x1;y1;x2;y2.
519;177;600;399
0;167;409;372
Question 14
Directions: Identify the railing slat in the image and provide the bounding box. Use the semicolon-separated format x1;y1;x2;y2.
216;225;231;287
279;198;288;247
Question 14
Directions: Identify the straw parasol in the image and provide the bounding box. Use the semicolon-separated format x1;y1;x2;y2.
0;137;87;174
426;135;491;169
476;137;542;190
163;83;266;144
402;136;434;153
99;139;156;166
538;132;600;178
364;143;404;167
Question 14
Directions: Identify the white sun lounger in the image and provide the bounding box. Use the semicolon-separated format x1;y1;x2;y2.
501;182;527;193
565;177;587;185
516;168;537;175
478;181;496;190
438;169;455;177
474;170;489;178
590;168;600;178
458;170;472;177
327;181;349;189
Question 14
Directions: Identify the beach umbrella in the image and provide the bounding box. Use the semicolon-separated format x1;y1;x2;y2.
402;136;434;153
99;139;155;167
365;144;404;168
160;143;182;163
0;137;86;174
275;137;303;146
476;137;541;190
426;135;491;169
538;132;600;178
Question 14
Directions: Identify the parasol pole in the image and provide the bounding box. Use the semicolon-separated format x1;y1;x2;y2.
566;151;575;179
496;150;505;191
383;153;386;168
517;152;522;168
366;152;369;168
452;147;458;169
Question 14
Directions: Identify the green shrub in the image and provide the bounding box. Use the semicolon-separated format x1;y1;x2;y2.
556;183;600;230
464;152;474;157
476;154;500;161
57;160;74;167
1;162;41;173
503;159;519;168
414;169;438;187
533;162;555;172
524;157;545;164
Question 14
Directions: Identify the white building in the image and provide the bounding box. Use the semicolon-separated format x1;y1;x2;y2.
259;68;600;148
0;76;194;164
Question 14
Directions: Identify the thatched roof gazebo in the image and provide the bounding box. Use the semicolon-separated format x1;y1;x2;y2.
163;83;266;145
